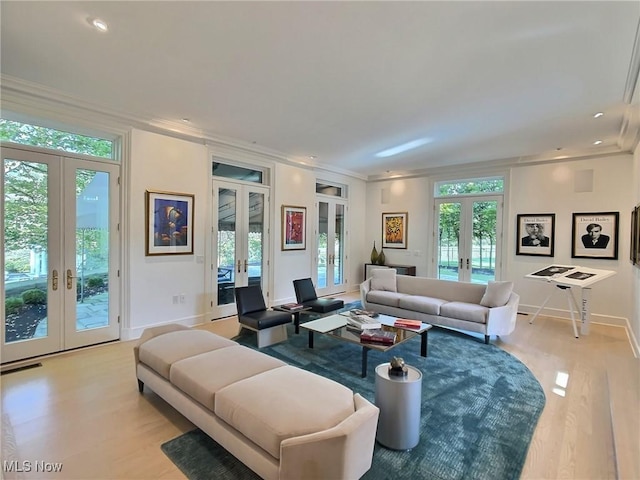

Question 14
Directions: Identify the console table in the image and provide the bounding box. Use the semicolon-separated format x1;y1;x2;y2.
364;263;416;281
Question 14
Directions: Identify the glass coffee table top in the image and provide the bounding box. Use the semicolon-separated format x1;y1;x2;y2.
300;312;432;377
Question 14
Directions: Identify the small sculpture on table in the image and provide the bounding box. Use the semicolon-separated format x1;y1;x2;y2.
389;356;408;378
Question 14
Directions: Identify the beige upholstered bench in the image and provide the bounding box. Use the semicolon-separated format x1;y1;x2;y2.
135;324;379;480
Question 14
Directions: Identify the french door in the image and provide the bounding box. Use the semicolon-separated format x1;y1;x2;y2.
435;195;502;283
315;198;346;296
2;146;120;363
213;180;269;318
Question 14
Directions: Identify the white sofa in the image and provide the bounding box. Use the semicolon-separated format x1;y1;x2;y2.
360;270;519;344
134;324;379;480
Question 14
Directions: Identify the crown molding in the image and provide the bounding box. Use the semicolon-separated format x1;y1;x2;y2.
0;75;368;181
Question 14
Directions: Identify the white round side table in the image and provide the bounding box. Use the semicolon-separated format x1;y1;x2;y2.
374;362;423;450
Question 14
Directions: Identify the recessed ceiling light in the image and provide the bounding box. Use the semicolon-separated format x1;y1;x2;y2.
593;140;603;145
89;18;108;32
309;155;317;160
181;118;190;123
375;138;431;158
593;112;604;118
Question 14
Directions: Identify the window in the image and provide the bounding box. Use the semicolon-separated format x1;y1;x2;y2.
433;176;504;283
435;177;503;197
0;119;114;159
213;161;264;184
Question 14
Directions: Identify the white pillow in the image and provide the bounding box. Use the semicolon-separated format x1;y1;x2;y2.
370;268;397;292
480;281;513;307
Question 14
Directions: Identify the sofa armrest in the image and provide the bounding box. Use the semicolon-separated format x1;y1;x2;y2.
486;292;520;336
133;323;190;365
360;279;372;308
279;393;379;480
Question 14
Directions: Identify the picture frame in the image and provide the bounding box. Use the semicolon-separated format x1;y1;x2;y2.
516;213;555;257
632;204;640;267
382;212;408;249
281;205;306;251
145;190;194;256
571;211;619;260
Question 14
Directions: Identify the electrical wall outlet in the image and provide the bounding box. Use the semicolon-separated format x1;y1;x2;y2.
180;294;186;304
172;295;179;304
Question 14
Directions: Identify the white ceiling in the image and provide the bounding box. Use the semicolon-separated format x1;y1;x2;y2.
1;1;639;179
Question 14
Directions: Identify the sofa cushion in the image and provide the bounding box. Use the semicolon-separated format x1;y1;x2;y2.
398;295;447;315
138;330;237;380
366;290;407;307
370;269;397;292
480;281;514;307
215;365;355;460
170;345;287;411
439;302;489;324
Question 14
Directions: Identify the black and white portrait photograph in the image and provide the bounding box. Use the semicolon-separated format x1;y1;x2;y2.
516;214;555;257
571;212;619;260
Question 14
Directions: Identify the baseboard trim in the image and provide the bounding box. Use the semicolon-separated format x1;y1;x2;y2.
121;314;206;341
519;303;638;358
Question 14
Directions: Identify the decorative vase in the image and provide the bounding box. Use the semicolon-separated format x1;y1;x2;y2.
370;242;379;264
377;248;385;265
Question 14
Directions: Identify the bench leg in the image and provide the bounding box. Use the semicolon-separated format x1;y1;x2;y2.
484;335;490;344
138;379;144;393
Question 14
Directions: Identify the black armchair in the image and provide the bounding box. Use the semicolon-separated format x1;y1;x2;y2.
235;285;291;348
293;278;344;314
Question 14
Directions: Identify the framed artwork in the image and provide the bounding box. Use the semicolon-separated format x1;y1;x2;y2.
571;211;619;260
516;213;555;257
382;212;408;249
632;204;640;267
145;190;194;256
282;205;306;250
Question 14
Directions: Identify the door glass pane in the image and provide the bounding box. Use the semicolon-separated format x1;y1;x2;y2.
217;188;236;306
334;203;344;285
317;202;328;288
247;192;264;288
471;200;497;284
4;159;49;342
75;170;109;331
437;202;461;281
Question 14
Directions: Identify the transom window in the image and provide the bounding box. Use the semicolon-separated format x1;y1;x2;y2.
213;161;264;184
435;177;504;197
0;119;114;159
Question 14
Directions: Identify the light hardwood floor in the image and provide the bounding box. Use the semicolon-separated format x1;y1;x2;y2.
1;293;638;480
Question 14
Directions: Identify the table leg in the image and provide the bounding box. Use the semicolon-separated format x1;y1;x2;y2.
580;287;592;335
361;347;370;378
420;330;428;357
308;330;314;349
293;312;300;334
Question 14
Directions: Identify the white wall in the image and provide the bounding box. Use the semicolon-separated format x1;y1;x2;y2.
271;164;367;304
632;144;640;354
124;129;367;339
509;155;634;329
365;177;432;276
125;129;210;339
364;155;637;337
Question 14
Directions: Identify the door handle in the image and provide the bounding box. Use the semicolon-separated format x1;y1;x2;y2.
66;269;77;289
459;258;463;269
52;270;58;291
244;260;248;273
466;258;470;270
237;260;241;273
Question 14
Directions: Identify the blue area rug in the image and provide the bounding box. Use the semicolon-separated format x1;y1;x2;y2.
161;302;545;480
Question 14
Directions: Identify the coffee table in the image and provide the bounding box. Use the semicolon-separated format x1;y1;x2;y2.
300;313;432;378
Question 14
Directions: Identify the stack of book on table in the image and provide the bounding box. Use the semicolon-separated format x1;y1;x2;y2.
393;318;422;329
360;329;397;345
279;303;304;311
346;312;381;331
